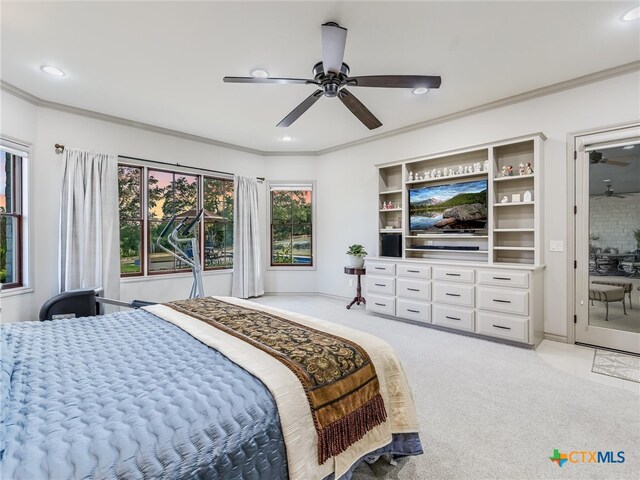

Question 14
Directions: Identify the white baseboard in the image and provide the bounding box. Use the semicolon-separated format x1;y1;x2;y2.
544;333;568;343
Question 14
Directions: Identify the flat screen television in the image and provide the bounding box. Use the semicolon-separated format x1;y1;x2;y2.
409;179;488;233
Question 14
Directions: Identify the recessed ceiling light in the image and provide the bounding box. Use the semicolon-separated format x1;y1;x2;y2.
622;145;635;150
281;136;292;142
40;65;66;77
412;87;429;95
622;6;640;21
603;179;611;182
251;69;269;78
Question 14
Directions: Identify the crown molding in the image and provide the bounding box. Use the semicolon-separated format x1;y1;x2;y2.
2;60;639;157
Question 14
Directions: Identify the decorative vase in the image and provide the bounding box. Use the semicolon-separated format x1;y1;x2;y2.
348;255;365;268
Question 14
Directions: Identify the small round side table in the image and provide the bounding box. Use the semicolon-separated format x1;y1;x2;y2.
344;266;366;309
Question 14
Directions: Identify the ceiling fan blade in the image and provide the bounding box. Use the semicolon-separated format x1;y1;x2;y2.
603;159;631;166
338;89;382;130
321;22;347;74
347;75;442;89
223;76;317;85
276;90;323;127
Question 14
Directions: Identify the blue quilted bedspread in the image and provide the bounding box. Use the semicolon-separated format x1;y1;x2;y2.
0;310;288;480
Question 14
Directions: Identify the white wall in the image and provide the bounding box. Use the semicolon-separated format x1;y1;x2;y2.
590;193;640;254
2;70;639;339
314;71;640;339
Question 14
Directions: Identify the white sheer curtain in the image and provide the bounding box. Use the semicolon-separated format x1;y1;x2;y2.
232;175;264;298
59;148;120;300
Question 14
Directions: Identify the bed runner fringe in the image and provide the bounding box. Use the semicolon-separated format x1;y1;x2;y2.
165;297;388;464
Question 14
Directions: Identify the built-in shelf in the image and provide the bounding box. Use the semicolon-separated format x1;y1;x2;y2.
493;174;534;183
406;234;489;239
377;134;543;265
406;248;489;254
493;201;535;207
406;170;487;185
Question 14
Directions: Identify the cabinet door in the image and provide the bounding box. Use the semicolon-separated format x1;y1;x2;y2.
367;275;396;295
433;283;475;308
366;294;395;316
433;267;475;284
366;262;396;276
397;299;431;324
397;278;431;301
477;287;528;316
432;304;474;332
477;270;528;289
477;312;529;343
397;264;431;279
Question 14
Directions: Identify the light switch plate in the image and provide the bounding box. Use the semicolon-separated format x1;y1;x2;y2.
550;240;564;252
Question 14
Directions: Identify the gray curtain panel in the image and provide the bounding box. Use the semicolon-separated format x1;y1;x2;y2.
59;148;120;300
232;175;264;298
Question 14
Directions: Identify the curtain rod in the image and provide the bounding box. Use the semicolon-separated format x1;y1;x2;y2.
54;144;265;182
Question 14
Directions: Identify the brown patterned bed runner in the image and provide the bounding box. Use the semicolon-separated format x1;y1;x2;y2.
166;297;387;464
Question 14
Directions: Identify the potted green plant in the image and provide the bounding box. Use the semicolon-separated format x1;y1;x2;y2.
346;244;368;268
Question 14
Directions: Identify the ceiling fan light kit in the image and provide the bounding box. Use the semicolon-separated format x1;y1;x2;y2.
223;22;442;130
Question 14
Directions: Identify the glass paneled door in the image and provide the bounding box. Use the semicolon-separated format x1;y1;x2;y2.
575;126;640;354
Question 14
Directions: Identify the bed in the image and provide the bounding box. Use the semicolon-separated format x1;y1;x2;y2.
0;296;422;480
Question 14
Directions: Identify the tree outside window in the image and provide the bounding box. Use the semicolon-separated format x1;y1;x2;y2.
270;186;313;266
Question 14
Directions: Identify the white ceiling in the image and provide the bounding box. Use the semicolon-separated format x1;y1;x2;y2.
2;1;639;153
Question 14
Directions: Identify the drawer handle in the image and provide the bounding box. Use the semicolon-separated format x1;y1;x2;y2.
407;269;420;273
374;267;385;270
374;283;386;287
374;302;387;307
445;316;461;321
407;309;420;313
492;324;512;330
492;276;511;281
493;299;512;304
446;273;461;277
446;293;461;297
407;288;420;292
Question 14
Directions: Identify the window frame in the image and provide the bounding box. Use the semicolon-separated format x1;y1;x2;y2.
117;161;234;278
267;181;316;270
118;164;145;278
1;148;26;290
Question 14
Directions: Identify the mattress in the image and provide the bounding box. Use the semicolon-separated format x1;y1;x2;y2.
0;306;422;479
0;309;288;479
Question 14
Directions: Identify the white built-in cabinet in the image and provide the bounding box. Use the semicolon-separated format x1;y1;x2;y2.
377;133;544;265
371;134;546;346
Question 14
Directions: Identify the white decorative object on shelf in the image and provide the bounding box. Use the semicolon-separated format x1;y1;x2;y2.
525;162;534;174
436;169;442;178
474;162;481;172
512;193;521;203
431;169;436;178
483;160;489;171
382;201;387;209
448;168;454;176
457;165;464;175
501;196;509;204
408;172;414;181
501;166;508;177
518;162;526;175
523;191;532;202
425;171;431;179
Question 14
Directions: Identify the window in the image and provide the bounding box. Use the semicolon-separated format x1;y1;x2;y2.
270;183;313;267
117;163;234;277
0;150;23;288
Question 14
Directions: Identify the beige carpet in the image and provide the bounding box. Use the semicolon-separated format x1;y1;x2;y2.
254;294;640;480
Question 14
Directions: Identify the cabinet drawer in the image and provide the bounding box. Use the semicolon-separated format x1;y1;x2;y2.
477;312;529;343
397;299;431;324
433;267;475;284
478;270;529;289
367;275;395;295
432;304;474;332
397;278;431;301
366;262;395;276
397;264;431;279
433;283;475;308
477;287;529;316
366;294;395;316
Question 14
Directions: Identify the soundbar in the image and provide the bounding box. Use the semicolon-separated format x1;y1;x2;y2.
410;245;480;251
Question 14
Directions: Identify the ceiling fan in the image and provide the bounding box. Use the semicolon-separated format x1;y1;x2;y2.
589;150;631;167
593;184;626;199
223;22;441;130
